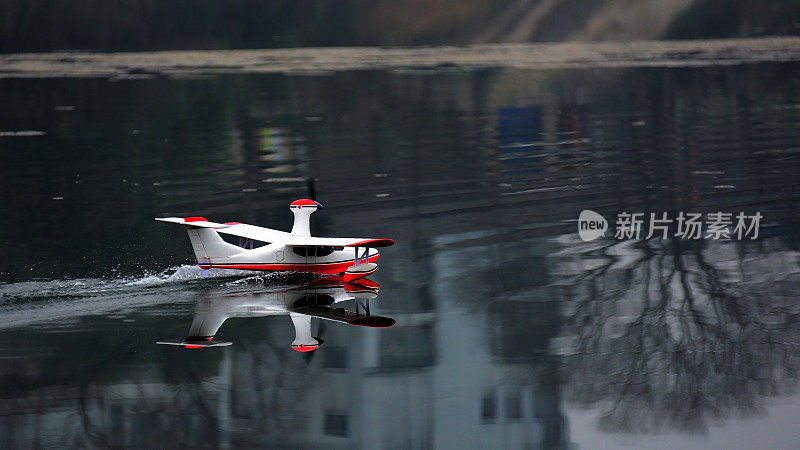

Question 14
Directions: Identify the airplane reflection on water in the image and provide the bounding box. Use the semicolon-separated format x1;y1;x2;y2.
158;277;395;352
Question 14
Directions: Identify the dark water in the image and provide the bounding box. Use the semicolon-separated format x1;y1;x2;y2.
1;62;800;448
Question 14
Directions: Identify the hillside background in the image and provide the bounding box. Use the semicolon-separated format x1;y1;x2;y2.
2;0;800;53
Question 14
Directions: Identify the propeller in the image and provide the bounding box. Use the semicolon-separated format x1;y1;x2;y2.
306;177;317;201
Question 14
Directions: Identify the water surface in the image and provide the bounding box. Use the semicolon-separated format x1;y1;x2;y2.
1;62;800;448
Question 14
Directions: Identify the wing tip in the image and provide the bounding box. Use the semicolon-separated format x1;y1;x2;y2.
346;238;395;248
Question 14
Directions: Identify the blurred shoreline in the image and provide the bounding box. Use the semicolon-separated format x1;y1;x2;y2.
1;36;799;78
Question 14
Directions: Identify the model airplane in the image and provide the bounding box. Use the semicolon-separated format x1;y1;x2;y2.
156;199;394;282
157;278;394;351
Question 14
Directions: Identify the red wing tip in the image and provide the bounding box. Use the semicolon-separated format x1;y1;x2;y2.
291;345;319;352
347;239;395;248
223;222;242;225
185;217;209;222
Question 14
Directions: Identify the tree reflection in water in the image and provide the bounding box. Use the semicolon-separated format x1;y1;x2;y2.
555;235;800;434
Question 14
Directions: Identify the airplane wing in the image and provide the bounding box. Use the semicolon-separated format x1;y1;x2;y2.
156;217;393;247
292;306;396;327
281;236;395;248
215;223;393;247
215;223;294;243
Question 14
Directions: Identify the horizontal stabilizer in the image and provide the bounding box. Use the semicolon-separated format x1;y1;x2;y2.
155;217;230;229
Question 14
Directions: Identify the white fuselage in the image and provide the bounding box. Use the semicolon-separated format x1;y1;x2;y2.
202;244;379;274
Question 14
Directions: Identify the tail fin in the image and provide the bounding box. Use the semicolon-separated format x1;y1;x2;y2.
186;227;242;265
156;217;242;265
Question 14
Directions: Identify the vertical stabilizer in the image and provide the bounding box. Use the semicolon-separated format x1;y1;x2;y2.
177;218;242;264
155;217;243;266
186;227;242;263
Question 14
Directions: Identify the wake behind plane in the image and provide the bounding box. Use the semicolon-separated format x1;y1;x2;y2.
156;199;394;282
